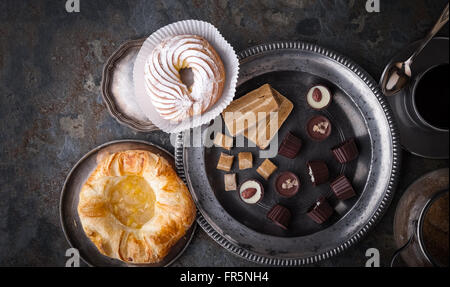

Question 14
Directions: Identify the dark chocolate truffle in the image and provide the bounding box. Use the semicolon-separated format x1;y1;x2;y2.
331;138;359;164
267;204;291;229
306;115;332;141
307;160;329;186
278;132;302;159
275;171;300;198
307;197;334;224
330;175;356;200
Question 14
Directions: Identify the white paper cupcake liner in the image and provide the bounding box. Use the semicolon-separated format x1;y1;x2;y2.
133;19;239;133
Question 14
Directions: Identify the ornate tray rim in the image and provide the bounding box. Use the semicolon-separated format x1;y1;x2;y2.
176;41;401;266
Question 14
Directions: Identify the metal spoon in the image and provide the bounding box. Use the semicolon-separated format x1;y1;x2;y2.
381;4;449;97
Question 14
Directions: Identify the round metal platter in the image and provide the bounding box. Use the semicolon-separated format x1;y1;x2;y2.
177;42;400;265
60;139;196;267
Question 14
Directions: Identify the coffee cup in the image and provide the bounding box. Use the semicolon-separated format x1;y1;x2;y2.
406;63;449;132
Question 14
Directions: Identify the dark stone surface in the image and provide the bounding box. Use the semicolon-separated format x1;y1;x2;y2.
0;0;448;267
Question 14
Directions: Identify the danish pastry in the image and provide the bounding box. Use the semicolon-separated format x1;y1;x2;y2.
144;35;225;122
77;150;196;264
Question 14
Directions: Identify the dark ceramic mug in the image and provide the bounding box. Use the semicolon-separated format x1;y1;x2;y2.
405;64;449;132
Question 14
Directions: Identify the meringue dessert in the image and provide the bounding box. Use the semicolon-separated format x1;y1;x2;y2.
77;150;196;264
144;35;225;122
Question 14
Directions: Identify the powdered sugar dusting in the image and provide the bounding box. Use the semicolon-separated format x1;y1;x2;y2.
144;35;225;122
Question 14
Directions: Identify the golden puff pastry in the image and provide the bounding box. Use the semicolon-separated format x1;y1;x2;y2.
77;150;196;264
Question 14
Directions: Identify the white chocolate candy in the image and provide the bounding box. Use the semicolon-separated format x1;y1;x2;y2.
306;85;331;110
239;180;263;204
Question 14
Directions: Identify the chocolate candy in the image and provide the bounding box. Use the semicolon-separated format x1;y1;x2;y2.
275;171;300;198
306;160;329;186
307;197;334;224
306;115;332;141
239;179;264;204
306;85;332;110
278;132;302;158
330;175;356;200
331;138;359;163
267;204;291;229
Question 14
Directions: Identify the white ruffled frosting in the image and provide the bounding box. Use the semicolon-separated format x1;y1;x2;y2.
144;35;225;122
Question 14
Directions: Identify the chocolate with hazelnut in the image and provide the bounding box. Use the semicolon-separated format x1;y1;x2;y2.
306;115;332;141
275;171;300;198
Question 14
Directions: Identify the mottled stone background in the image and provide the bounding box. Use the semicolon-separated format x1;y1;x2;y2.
0;0;448;266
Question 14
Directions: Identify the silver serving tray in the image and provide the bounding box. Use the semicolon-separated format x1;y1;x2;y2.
176;42;400;265
60;139;196;267
101;39;158;132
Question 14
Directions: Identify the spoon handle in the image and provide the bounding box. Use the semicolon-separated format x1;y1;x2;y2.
408;3;449;64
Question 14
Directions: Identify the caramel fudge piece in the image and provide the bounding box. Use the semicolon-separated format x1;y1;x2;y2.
244;88;293;149
213;132;233;150
238;152;253;170
216;152;234;172
256;159;278;180
222;84;280;136
224;173;237;191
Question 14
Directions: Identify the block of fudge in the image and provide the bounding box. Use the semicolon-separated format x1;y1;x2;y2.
224;173;237;191
306;115;332;141
216;152;234;172
213;132;233;150
256;159;277;180
244;88;293;149
222;84;280;136
238;152;253;170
